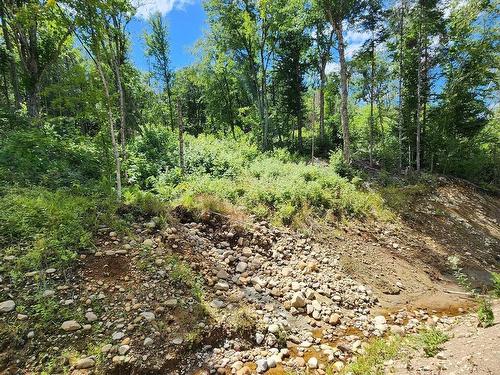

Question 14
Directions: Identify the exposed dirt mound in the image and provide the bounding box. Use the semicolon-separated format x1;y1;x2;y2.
333;177;499;312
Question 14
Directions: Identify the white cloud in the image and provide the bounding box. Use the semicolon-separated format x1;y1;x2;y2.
134;0;195;18
344;28;370;58
325;61;340;74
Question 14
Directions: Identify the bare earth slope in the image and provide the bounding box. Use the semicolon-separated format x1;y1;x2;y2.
393;301;500;375
0;178;498;374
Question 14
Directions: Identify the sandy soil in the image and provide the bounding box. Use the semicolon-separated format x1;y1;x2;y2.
393;301;500;375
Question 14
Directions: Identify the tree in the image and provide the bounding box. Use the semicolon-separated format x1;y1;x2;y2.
357;0;385;166
4;0;73;117
72;0;134;200
204;0;291;150
310;0;335;143
0;1;21;109
319;0;364;163
145;12;174;131
274;29;309;151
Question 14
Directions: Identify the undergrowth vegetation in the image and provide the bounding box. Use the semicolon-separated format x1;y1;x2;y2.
127;127;393;227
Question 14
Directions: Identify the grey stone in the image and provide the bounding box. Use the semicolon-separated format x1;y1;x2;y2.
112;331;125;341
0;300;15;313
60;320;81;332
307;357;318;369
256;358;268;373
85;311;98;322
75;357;95;369
140;311;156;321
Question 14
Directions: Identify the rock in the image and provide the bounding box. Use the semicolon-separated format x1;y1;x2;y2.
373;315;387;325
436;352;448;360
85;311;98;322
60;320;81;332
145;221;156;229
390;325;404;335
216;269;230;280
143;239;154;247
236;262;248;273
291;282;301;291
101;344;113;353
307;357;318;369
0;300;15;313
215;281;229;291
171;337;183;345
143;337;154;347
291;292;306;308
17;314;28;320
305;289;315;299
236;366;252;375
255;358;268;373
75;357;95;369
242;248;252;257
268;324;280;334
27;331;34;339
112;331;125;341
267;356;277;368
165;299;177;307
333;361;344;371
295;357;306;367
140;311;156;321
211;299;224;308
118;345;130;355
329;313;341;325
255;332;265;345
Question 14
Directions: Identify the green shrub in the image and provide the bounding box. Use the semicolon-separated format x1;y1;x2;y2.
123;186;168;218
491;272;500;297
0;128;103;189
0;187;111;275
418;329;449;357
126;124;179;188
158;151;390;226
340;336;402;375
477;298;494;328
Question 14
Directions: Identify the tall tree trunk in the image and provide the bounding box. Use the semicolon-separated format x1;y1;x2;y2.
297;116;303;152
369;37;375;167
0;2;21;109
25;22;40;117
259;47;270;150
26;80;40;118
2;72;10;106
319;57;326;141
177;101;185;173
416;7;422;172
422;40;428;168
398;0;405;171
114;61;127;181
95;59;122;201
166;84;174;131
336;22;351;164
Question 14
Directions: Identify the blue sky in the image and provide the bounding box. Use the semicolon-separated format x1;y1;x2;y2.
128;0;206;72
127;0;375;75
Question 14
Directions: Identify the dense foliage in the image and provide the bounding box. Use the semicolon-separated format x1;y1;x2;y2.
0;0;498;275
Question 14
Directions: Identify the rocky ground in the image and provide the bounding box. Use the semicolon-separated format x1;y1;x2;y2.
391;302;500;375
0;179;499;374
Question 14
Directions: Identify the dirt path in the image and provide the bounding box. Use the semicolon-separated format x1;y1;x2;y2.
392;301;500;375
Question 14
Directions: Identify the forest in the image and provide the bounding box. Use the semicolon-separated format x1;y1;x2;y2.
0;0;499;374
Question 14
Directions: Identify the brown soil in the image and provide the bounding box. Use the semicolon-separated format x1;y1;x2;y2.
81;255;130;281
319;178;500;313
392;301;500;374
